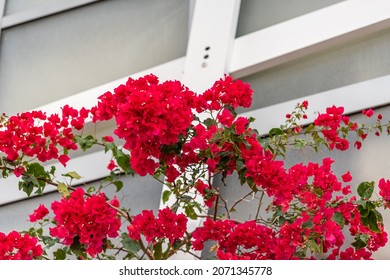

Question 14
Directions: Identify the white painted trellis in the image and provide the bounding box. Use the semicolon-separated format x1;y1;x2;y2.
1;0;390;258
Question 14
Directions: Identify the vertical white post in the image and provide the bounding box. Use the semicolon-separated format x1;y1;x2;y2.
159;0;241;259
182;0;241;93
0;0;6;37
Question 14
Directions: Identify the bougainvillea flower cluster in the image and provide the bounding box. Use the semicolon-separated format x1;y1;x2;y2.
28;203;49;222
1;74;390;260
0;231;43;260
50;188;121;257
91;74;197;176
90;75;254;178
0;105;89;173
192;218;277;260
127;207;187;245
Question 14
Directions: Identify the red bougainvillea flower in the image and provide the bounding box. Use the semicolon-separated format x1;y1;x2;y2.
91;74;196;176
103;135;114;143
58;154;70;167
379;178;390;205
217;108;234;127
192;218;277;260
29;204;49;222
13;166;25;177
313;105;351;151
341;171;352;183
196;75;253;112
362;108;374;118
0;106;90;167
127;207;187;244
0;231;43;260
194;180;217;207
107;159;117;171
50;188;121;257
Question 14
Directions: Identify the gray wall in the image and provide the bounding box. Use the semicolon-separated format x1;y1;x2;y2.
0;0;189;115
239;27;390;113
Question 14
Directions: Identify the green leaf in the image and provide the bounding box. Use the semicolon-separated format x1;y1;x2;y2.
121;233;141;254
181;195;193;203
352;234;369;249
153;241;163;260
2;168;9;178
366;210;381;233
248;116;256;123
54;248;67;260
70;236;85;257
49;166;56;175
332;212;345;227
63;171;82;180
18;181;34;197
358;204;370;218
307;240;322;254
235;159;246;172
41;235;57;248
184;205;198;220
27;162;46;175
357;181;375;200
203;118;215;128
75;135;97;151
104;142;116;153
114;149;133;174
57;182;70;198
268;128;284;137
162;190;172;204
305;123;315;134
113;180;124;192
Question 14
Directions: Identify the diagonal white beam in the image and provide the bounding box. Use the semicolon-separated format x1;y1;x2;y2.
0;0;5;36
229;0;390;78
2;0;101;28
240;74;390;136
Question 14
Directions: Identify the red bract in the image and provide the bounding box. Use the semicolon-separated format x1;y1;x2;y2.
233;116;249;134
0;106;90;167
127;207;188;244
217;108;234;127
107;159;117;171
196;75;253;112
0;231;43;260
240;134;296;211
362;108;374;117
313;105;352;151
192;218;277;260
341;171;352;182
379;178;390;203
328;247;373;260
29;204;49;222
50;188;121;257
194;180;216;207
91;75;196;176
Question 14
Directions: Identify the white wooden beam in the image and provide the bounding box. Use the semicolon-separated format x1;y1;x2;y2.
182;0;241;92
2;0;100;28
240;74;390;136
229;0;390;78
0;0;5;36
